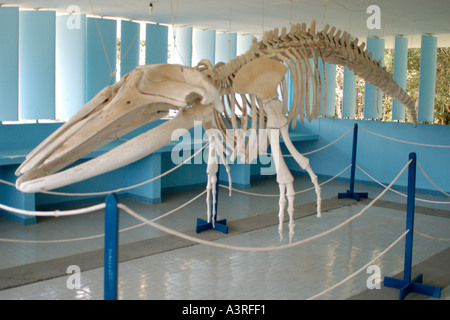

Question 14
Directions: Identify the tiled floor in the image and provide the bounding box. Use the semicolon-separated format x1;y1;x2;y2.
0;176;449;300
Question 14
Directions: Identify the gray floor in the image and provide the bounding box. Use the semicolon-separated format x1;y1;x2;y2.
0;176;449;300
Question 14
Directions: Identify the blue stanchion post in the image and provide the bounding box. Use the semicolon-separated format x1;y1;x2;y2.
196;165;228;234
384;153;441;300
104;193;119;300
338;123;368;201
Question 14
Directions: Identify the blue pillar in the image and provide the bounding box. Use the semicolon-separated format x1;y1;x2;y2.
192;29;216;66
145;23;168;64
392;36;408;121
364;37;385;119
171;26;192;66
417;34;437;123
0;6;19;121
86;17;117;102
342;67;356;118
120;20;140;77
236;34;253;55
56;13;87;120
104;193;119;300
215;32;237;64
19;10;56;120
323;63;337;117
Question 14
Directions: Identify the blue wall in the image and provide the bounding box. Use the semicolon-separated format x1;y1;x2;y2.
288;117;450;194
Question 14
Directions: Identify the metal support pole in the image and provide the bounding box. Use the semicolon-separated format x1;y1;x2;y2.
384;153;441;300
196;165;228;234
338;123;368;201
104;193;119;300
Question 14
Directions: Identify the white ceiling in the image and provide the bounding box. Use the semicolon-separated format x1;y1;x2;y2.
8;0;450;47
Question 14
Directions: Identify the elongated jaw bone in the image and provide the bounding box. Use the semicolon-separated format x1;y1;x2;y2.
15;64;223;193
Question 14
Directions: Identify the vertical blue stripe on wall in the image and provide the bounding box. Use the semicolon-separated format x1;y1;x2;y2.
324;63;337;116
171;27;192;66
19;10;56;120
0;7;19;121
215;32;237;64
192;29;216;66
237;34;253;55
392;36;408;121
342;67;356;118
56;13;86;120
145;23;168;64
418;34;437;123
364;37;385;119
86;17;116;102
120;20;140;77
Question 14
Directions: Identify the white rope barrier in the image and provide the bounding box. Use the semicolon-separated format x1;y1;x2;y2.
303;126;354;156
0;143;209;196
118;159;412;252
0;202;105;217
0;190;207;244
263;126;354;158
356;165;450;205
417;161;450;197
359;127;450;148
306;229;410;300
218;164;352;197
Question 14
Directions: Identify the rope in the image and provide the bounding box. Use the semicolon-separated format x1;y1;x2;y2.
0;143;209;197
307;229;409;300
264;125;354;158
218;163;351;197
417;161;450;197
360;127;450;148
0;189;207;244
0;202;105;217
357;165;450;205
119;159;411;252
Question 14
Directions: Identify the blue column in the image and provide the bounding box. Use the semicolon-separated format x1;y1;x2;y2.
120;20;140;77
342;67;356;118
171;26;192;66
86;17;117;102
364;37;385;119
417;34;437;123
145;23;168;64
19;10;56;120
0;6;19;121
192;29;216;66
392;36;408;121
237;34;253;55
324;63;337;117
56;13;86;120
215;32;237;64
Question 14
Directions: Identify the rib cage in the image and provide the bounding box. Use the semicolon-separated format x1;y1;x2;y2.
196;21;418;162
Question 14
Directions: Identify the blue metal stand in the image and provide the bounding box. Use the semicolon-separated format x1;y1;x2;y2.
338;123;368;201
196;166;228;234
104;193;119;300
384;153;441;300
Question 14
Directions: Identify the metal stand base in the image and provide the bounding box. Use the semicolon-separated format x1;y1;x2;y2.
384;274;441;300
196;218;228;234
338;190;368;201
